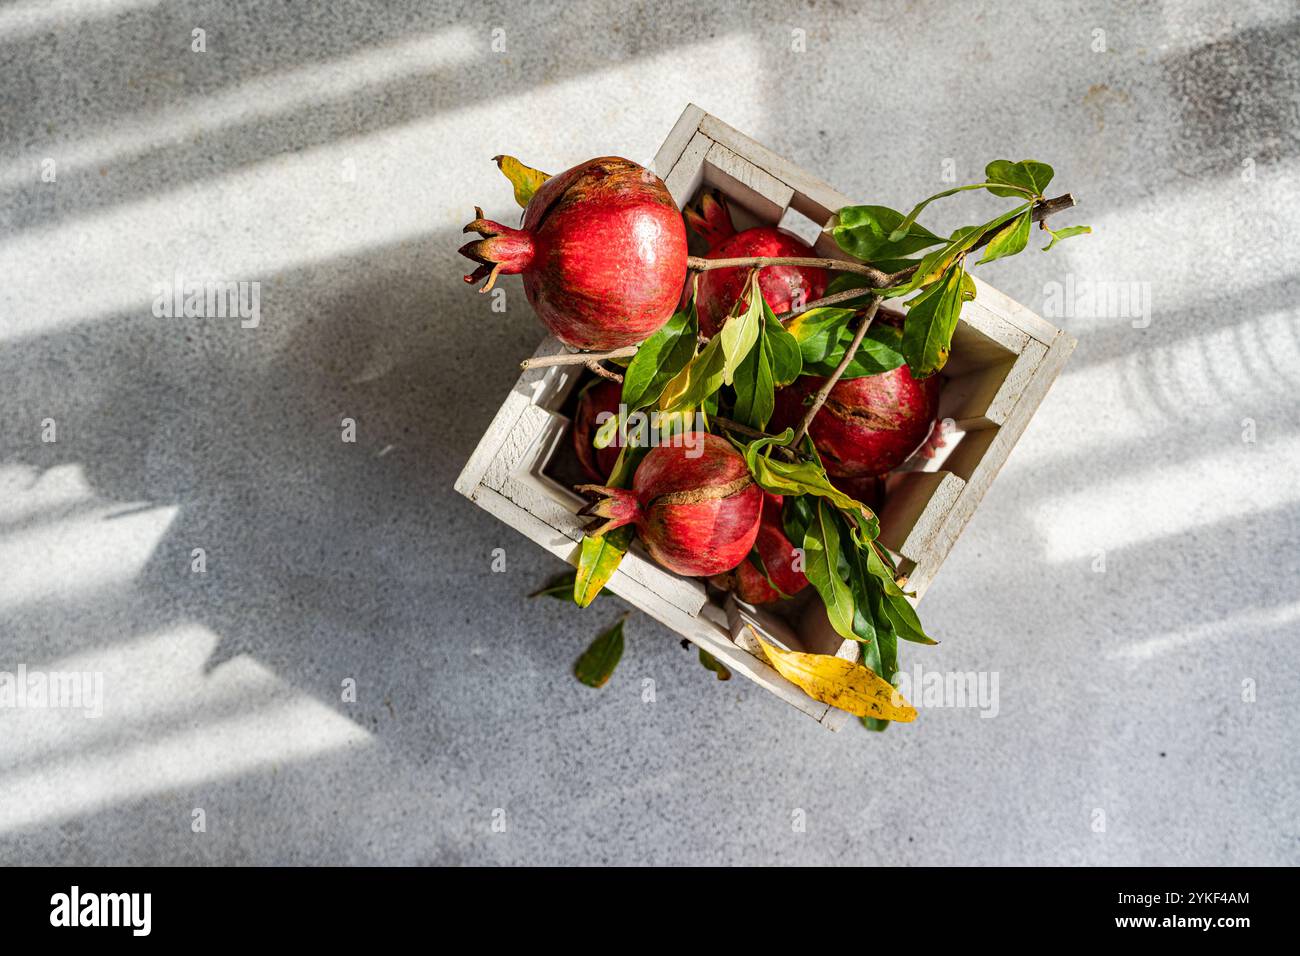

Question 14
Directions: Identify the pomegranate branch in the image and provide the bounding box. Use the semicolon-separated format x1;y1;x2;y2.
520;346;639;371
776;192;1076;318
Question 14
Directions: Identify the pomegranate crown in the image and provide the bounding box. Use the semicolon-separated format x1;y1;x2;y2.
459;206;534;293
574;484;640;537
682;189;736;249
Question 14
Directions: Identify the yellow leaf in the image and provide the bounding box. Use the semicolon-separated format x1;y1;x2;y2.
573;527;631;607
493;155;550;208
751;627;916;722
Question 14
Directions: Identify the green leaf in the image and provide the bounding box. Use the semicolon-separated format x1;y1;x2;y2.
858;608;898;732
529;571;577;601
888;182;1016;243
738;432;879;539
786;307;857;364
718;276;764;386
867;585;900;682
1041;224;1092;252
849;554;898;732
659;278;764;412
959;269;977;301
864;541;936;645
833;205;943;262
493;155;550;208
985;159;1054;199
976;209;1032;264
782;492;815;552
733;298;802;430
574;526;632;607
763;298;802;385
901;263;966;378
620;306;698;410
732;329;775;431
804;323;906;379
802;500;856;641
657;335;722;412
787;305;904;378
574;615;627;687
698;647;732;681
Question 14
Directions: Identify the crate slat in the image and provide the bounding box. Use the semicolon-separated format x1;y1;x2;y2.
878;471;967;563
702;142;794;221
652;103;707;178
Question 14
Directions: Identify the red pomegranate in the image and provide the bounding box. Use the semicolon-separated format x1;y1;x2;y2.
576;433;761;577
460;157;688;350
571;379;623;482
684;190;828;339
771;367;941;478
712;494;809;604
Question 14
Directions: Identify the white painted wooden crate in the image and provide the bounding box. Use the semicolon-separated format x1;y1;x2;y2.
455;105;1075;730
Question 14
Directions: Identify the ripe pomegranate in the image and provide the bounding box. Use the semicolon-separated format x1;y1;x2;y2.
460;157;688;350
771;367;941;478
712;494;809;604
684;190;828;339
571;379;623;482
576;433;761;577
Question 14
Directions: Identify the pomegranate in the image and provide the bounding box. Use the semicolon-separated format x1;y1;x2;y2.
771;367;941;478
571;379;623;482
712;494;809;604
460;157;688;350
684;190;828;339
576;433;761;577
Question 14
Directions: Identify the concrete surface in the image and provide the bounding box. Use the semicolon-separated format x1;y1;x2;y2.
1;0;1297;865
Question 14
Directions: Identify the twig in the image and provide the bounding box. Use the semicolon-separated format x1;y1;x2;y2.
777;286;880;320
791;296;882;448
585;360;623;384
520;346;638;370
688;254;894;285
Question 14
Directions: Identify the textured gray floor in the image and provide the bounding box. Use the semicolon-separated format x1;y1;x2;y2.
1;0;1297;865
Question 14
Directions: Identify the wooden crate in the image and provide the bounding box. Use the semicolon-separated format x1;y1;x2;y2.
455;105;1075;730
